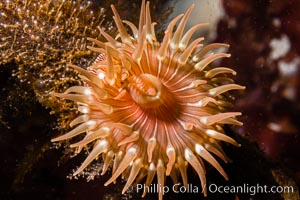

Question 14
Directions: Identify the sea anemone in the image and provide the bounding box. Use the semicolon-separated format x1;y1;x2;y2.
51;1;245;199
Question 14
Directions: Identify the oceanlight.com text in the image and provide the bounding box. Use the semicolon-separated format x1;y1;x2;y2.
128;183;294;196
208;183;294;196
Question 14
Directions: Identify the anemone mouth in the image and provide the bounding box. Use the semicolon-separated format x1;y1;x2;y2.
126;73;179;112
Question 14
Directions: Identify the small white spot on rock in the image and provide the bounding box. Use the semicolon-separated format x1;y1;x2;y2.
267;122;281;132
269;35;291;60
272;18;281;28
278;57;300;77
